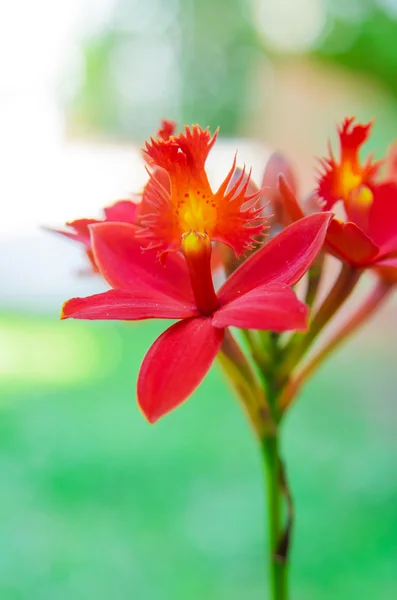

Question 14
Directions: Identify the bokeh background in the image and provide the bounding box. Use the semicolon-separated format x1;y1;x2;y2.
1;0;397;598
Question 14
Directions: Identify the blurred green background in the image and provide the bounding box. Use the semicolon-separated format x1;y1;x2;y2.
2;0;397;598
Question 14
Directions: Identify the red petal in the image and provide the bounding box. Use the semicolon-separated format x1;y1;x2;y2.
373;257;397;283
213;283;308;332
326;218;379;265
366;182;397;249
218;212;332;304
157;119;176;141
144;125;217;177
45;218;99;245
137;318;224;422
278;174;305;222
227;166;259;199
138;166;170;222
103;199;139;223
90;222;194;302
61;289;197;321
46;200;139;251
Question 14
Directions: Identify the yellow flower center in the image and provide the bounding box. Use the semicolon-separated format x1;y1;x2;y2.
339;162;363;200
348;185;374;212
178;191;216;236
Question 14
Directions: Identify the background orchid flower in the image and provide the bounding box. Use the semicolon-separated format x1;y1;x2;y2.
316;117;397;281
265;118;397;284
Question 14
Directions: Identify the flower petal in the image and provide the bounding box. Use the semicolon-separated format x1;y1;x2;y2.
366;182;397;249
45;218;98;245
138;165;171;223
91;222;194;302
213;283;308;332
261;154;299;226
218;212;332;304
278;174;305;223
61;289;197;321
263;152;297;196
326;218;379;265
137;318;224;422
103;199;140;223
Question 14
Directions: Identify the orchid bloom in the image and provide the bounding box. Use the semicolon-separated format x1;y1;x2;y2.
317;117;380;207
317;118;397;281
61;125;331;422
271;117;397;283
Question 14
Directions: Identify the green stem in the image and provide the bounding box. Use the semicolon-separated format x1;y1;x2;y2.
218;329;274;438
241;329;273;373
262;432;289;600
277;262;361;385
279;277;393;412
304;251;325;309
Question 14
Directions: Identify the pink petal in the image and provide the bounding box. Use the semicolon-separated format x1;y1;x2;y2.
103;199;139;223
45;219;99;245
262;152;297;196
261;154;299;225
66;218;99;237
218;212;332;304
91;222;194;302
213;283;308;332
137;317;224;422
61;289;197;321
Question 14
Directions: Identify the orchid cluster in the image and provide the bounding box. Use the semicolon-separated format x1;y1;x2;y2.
50;118;397;599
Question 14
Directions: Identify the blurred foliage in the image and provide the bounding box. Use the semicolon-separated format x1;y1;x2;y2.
67;0;397;142
317;3;397;98
1;312;397;598
69;0;260;139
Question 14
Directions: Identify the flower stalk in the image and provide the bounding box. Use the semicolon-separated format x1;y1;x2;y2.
276;262;361;388
279;277;393;411
218;329;274;438
262;431;289;600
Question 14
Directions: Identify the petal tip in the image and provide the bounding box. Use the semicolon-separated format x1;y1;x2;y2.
60;303;69;320
139;404;158;424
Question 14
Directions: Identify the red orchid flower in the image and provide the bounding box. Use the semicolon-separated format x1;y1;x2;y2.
61;124;332;422
317;117;397;281
274;117;397;283
317;117;380;207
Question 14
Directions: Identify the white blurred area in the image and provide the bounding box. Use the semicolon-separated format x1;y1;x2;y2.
0;0;138;239
0;0;269;312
